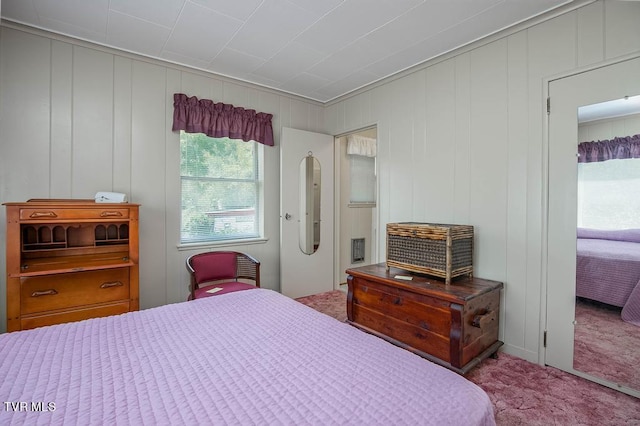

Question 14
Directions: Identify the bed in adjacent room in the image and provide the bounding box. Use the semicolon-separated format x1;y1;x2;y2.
576;228;640;326
0;288;495;425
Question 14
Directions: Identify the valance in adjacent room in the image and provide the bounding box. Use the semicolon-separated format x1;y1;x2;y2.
172;93;274;146
347;135;377;157
578;134;640;163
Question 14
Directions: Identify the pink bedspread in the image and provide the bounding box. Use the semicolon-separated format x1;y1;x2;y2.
576;238;640;326
0;289;495;425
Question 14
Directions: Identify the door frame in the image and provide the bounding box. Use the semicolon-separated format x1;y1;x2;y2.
333;124;380;289
542;53;640;398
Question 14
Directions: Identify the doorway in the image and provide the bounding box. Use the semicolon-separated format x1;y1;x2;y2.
334;127;378;291
546;55;640;398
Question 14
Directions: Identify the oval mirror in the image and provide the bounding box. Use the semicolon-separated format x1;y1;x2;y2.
299;153;321;255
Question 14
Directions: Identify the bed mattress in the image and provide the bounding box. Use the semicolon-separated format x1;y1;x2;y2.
0;288;495;425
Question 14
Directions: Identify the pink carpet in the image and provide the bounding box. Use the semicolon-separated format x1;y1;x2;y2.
295;290;348;322
574;298;640;390
296;290;640;426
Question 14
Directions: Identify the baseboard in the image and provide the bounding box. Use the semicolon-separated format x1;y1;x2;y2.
499;343;541;365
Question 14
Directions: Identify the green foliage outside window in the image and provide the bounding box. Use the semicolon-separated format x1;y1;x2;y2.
180;132;261;243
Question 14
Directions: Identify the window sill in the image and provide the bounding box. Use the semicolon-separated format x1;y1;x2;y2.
177;237;269;251
348;203;377;208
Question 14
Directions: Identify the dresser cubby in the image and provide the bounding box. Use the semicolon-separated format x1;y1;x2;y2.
21;223;130;251
4;199;140;331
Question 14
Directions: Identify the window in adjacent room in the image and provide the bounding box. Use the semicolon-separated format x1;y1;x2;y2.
180;131;263;244
346;132;377;206
577;158;640;229
349;154;376;205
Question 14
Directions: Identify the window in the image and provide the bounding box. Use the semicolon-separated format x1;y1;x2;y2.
180;131;263;244
577;158;640;229
350;155;376;204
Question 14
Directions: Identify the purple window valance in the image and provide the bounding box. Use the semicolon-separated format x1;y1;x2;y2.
578;134;640;163
172;93;274;146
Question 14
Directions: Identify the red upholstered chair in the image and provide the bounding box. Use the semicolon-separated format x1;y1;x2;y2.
186;251;260;300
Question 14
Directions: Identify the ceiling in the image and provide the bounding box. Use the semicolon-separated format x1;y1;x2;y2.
2;0;575;103
578;95;640;123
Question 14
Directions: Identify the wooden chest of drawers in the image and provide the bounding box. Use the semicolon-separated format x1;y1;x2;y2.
346;263;503;374
4;199;139;331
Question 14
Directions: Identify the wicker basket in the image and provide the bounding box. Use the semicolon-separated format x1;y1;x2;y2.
386;222;473;284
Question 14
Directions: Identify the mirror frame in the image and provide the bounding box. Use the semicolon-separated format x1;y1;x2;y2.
299;153;321;255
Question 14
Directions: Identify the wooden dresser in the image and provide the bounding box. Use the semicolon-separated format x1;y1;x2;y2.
346;263;503;374
4;199;140;331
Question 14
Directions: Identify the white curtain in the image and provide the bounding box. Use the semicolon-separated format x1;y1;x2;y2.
347;135;376;157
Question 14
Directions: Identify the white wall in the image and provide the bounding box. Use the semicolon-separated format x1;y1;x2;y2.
0;24;324;334
579;113;640;142
323;0;640;362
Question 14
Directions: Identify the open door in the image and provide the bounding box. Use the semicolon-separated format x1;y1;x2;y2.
546;56;640;398
280;127;334;298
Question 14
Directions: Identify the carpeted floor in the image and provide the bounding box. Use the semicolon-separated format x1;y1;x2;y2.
295;290;640;426
574;298;640;390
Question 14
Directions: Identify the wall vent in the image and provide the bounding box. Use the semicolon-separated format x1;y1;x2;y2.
351;238;365;263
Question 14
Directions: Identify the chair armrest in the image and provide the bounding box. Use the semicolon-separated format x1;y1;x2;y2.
236;252;261;288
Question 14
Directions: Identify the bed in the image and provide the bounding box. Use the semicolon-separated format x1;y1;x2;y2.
576;228;640;326
0;288;495;425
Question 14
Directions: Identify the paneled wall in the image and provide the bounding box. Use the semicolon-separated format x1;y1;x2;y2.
579;113;640;142
0;24;324;334
324;1;640;362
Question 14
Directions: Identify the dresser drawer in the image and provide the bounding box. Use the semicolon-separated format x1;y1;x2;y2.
19;208;130;221
21;301;130;330
21;268;130;315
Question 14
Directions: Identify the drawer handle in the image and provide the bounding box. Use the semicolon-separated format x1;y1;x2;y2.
29;211;58;218
100;281;124;289
100;211;123;217
31;289;58;297
471;310;495;328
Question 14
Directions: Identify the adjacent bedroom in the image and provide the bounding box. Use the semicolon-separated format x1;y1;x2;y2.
573;99;640;391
